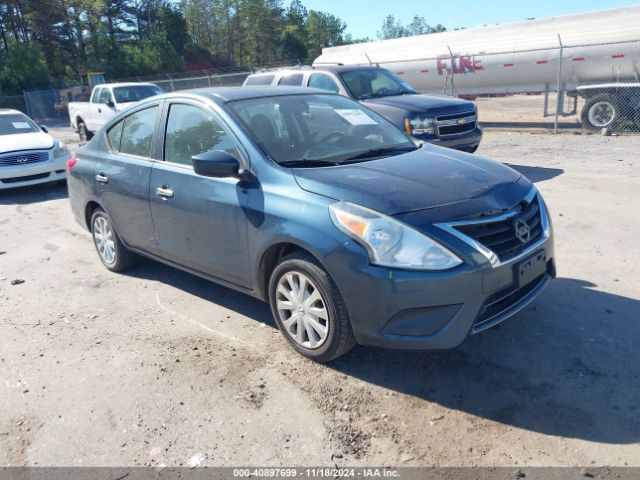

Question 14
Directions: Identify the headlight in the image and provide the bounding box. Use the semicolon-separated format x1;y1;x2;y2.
404;117;435;135
53;142;69;158
329;202;463;271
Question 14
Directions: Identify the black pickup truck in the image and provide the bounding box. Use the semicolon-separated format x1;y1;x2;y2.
243;65;482;152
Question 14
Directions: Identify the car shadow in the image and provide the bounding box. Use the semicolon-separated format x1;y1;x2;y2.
504;163;564;183
127;259;275;326
330;277;640;444
0;181;68;205
123;261;640;444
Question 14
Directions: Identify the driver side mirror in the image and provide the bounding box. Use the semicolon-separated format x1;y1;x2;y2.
106;99;115;108
40;125;48;133
192;150;240;178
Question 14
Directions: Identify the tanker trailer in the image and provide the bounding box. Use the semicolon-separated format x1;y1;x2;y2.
313;6;640;130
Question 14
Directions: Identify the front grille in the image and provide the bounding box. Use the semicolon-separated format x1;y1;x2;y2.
474;273;548;327
0;151;49;166
435;110;476;136
452;195;543;262
0;172;50;183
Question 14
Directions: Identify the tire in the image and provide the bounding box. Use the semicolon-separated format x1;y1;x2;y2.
90;208;137;272
78;122;93;142
466;145;479;153
268;252;356;362
581;94;620;130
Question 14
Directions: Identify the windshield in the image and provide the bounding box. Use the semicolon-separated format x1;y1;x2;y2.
339;69;417;101
113;85;163;103
228;94;417;167
0;113;40;136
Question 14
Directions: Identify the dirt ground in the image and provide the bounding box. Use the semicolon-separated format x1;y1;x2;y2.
0;127;639;468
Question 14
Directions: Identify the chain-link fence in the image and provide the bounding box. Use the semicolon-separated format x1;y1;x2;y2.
4;36;639;134
4;69;253;126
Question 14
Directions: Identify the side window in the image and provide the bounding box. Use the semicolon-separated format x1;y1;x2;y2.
99;88;112;104
308;73;340;93
119;106;158;158
278;74;303;86
164;103;238;166
91;88;102;104
244;74;275;86
106;119;124;151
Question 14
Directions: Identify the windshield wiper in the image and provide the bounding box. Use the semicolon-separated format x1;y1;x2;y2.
341;145;419;163
278;159;340;168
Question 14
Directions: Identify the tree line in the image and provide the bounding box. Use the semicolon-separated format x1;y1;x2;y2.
0;0;447;95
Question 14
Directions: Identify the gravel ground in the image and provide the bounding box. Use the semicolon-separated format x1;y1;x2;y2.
0;128;639;467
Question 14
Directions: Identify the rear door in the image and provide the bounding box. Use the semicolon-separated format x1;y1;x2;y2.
148;99;252;286
95;103;161;253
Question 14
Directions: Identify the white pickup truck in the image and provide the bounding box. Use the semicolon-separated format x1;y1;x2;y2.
68;82;163;140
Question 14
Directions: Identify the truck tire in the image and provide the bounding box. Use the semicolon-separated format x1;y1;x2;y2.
78;122;93;142
581;94;620;130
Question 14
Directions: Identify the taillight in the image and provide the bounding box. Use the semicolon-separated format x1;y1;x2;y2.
67;155;78;169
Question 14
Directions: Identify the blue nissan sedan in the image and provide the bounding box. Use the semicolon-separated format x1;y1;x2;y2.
67;87;555;362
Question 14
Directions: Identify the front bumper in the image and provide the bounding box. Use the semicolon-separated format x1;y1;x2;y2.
0;153;69;190
322;224;555;351
415;126;482;152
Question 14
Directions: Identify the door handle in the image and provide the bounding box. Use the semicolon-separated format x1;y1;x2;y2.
155;186;174;199
98;108;102;113
95;173;108;184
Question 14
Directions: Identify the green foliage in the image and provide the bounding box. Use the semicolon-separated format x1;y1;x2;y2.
0;0;360;92
377;14;447;40
0;42;50;94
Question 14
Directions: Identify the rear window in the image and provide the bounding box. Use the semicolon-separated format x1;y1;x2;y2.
244;75;275;86
278;74;303;86
113;85;163;103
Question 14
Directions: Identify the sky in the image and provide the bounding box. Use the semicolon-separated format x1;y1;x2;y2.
299;0;640;39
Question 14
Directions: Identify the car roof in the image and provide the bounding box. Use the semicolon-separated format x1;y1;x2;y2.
0;108;25;116
247;65;384;77
158;86;333;103
96;82;159;89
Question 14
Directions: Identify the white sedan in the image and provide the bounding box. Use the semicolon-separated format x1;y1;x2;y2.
0;109;71;190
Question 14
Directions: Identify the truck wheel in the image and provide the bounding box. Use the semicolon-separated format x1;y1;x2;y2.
581;94;619;130
78;122;93;142
268;252;356;362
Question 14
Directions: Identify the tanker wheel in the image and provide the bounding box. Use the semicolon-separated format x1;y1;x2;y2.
581;94;619;130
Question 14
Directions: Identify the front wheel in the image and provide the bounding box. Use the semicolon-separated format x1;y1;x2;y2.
268;252;356;362
90;208;137;272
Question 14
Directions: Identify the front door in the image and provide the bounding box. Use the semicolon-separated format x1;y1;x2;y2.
149;101;252;287
92;88;116;131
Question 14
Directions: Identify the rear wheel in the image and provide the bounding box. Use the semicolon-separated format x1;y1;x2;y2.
268;252;355;362
78;122;93;142
90;208;137;272
581;94;619;130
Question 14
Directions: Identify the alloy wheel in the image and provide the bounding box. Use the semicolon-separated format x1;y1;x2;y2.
93;216;116;265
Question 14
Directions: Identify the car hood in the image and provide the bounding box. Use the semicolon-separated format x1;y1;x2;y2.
0;132;54;154
293;145;521;215
363;94;474;114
